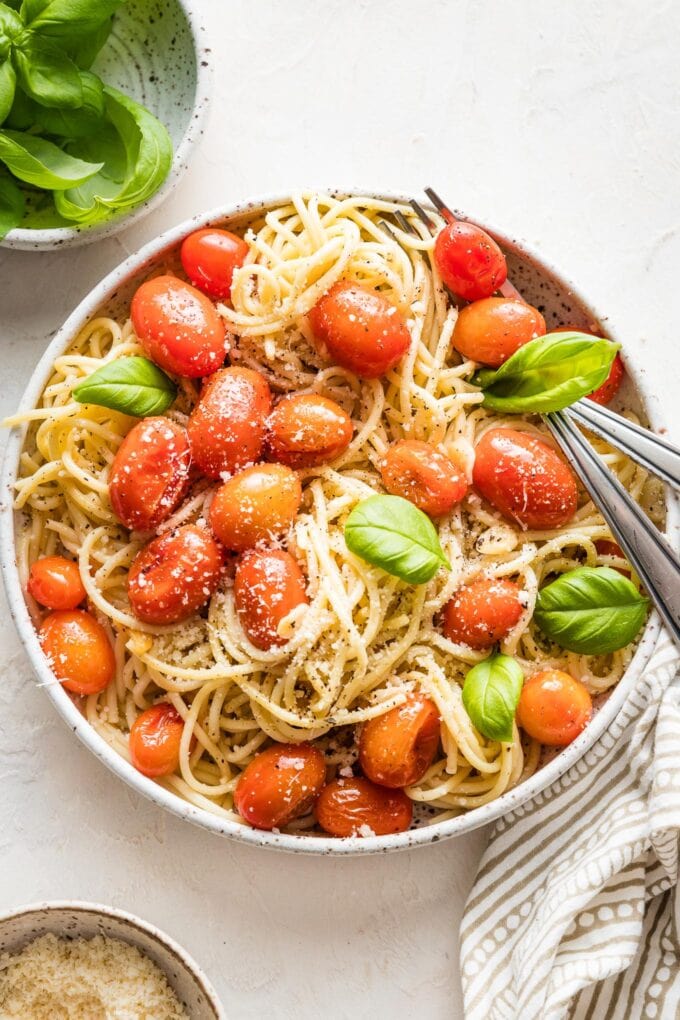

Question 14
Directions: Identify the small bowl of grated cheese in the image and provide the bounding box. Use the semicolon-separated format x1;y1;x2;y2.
0;901;225;1019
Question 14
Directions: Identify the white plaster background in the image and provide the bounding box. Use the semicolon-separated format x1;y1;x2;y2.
0;1;679;1016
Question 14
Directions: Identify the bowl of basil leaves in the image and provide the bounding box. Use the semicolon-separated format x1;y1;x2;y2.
0;0;211;249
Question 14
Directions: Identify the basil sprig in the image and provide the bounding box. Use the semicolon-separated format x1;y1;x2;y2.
462;652;523;743
73;356;177;417
473;332;620;413
344;494;450;584
534;566;648;655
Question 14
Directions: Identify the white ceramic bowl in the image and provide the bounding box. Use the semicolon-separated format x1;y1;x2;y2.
0;901;225;1017
0;190;672;855
1;0;212;251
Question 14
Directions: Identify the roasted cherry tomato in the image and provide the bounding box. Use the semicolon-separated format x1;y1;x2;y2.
434;220;507;301
595;539;630;576
359;694;440;788
588;352;624;405
473;428;578;530
452;297;545;367
441;577;524;649
380;439;468;517
39;609;115;695
28;556;86;610
131;275;227;379
315;777;413;837
234;548;308;650
209;463;301;552
308;280;411;379
267;393;353;468
180;228;249;302
129;703;186;778
109;417;191;532
234;742;326;830
128;524;223;625
187;367;272;480
517;669;592;746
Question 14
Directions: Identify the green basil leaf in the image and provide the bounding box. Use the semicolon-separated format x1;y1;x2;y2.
15;69;103;136
0;169;24;237
0;55;15;123
462;652;523;743
0;128;101;187
344;494;450;585
22;0;123;37
473;333;620;413
72;356;177;417
65;15;112;67
534;566;648;655
12;30;83;107
0;4;22;38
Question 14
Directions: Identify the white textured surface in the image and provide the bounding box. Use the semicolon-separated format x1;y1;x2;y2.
0;1;678;1017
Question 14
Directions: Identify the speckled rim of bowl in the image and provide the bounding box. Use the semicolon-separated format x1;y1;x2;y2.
0;899;226;1018
0;188;675;856
0;0;213;251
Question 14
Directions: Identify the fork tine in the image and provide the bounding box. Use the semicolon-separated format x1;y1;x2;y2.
424;187;453;218
394;211;417;235
409;199;435;231
378;219;400;243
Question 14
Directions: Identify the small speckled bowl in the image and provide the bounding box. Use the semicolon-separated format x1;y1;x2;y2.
0;0;212;251
0;901;225;1018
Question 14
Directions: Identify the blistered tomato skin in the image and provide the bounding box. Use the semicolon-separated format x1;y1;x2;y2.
315;777;413;837
472;428;578;530
131;275;227;379
39;610;115;696
129;703;186;778
441;577;524;650
380;440;468;517
267;393;353;468
517;669;592;746
308;280;411;379
359;695;441;788
234;743;326;830
452;297;546;367
434;221;507;302
210;464;302;552
28;556;86;610
234;548;308;650
187;367;272;480
588;352;624;405
109;417;191;532
128;524;223;625
180;228;249;302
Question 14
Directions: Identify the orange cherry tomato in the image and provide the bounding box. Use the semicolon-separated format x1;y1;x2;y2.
315;777;413;837
187;367;272;480
359;694;440;788
209;463;302;552
588;352;624;405
39;609;115;695
434;220;507;301
472;428;578;530
452;297;546;367
129;703;186;778
380;439;468;517
517;669;592;746
109;417;191;532
234;548;308;650
441;577;524;650
234;742;326;830
131;275;227;379
308;280;411;379
267;393;353;468
28;556;86;610
180;228;249;301
128;524;223;625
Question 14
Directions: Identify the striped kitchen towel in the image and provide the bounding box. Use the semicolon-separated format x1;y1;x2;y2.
460;631;680;1020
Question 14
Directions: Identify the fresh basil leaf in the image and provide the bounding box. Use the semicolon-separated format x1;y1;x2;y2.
473;333;620;414
0;169;24;237
534;566;648;655
462;653;523;743
15;69;103;135
66;15;112;67
0;128;101;187
12;30;83;108
0;55;15;123
0;3;22;38
344;494;450;585
73;357;177;417
22;0;123;37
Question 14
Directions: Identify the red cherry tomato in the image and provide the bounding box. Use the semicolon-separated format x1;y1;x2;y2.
441;577;524;649
358;694;440;788
588;352;624;405
28;556;86;610
187;367;272;480
234;742;326;830
209;464;302;552
180;228;249;301
380;440;468;517
128;524;223;625
267;393;353;468
473;428;578;530
315;777;413;837
39;610;115;695
517;669;592;746
234;548;308;650
452;297;546;367
109;417;191;532
129;703;186;778
131;275;227;379
308;280;411;379
595;539;630;576
434;220;507;301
